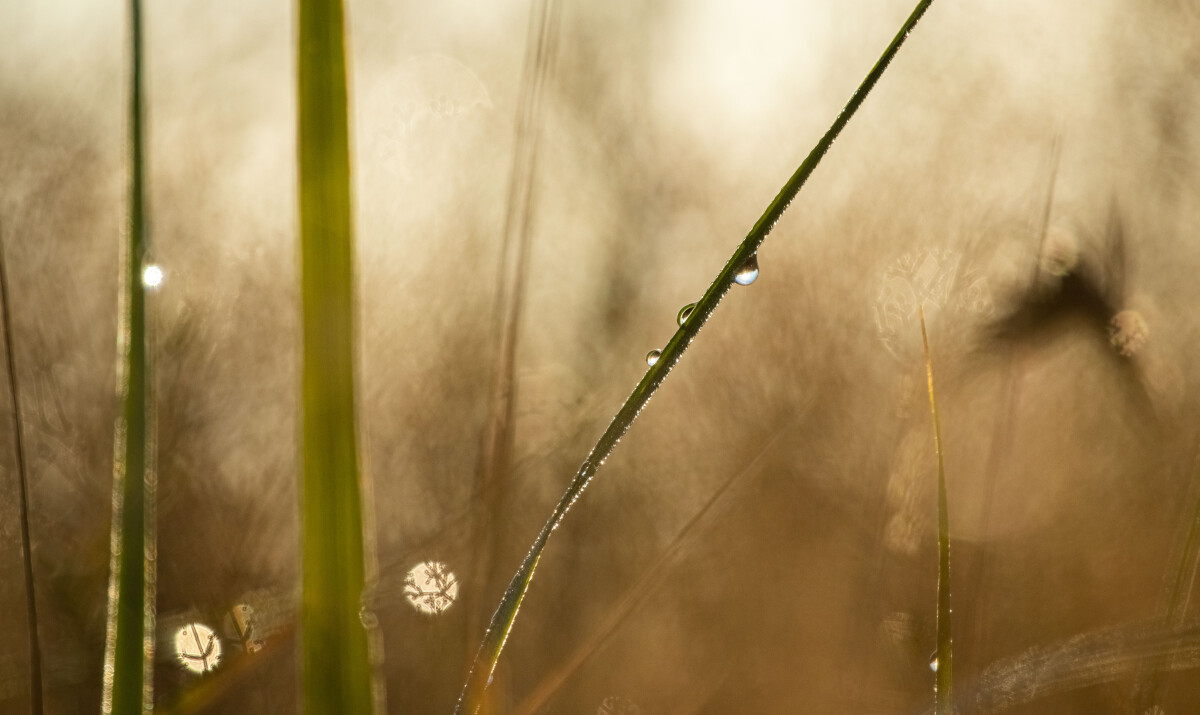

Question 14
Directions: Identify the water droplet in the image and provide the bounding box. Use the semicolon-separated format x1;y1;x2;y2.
929;653;939;672
175;622;222;674
142;264;164;289
734;253;759;285
403;561;459;615
676;303;696;326
230;604;264;653
645;349;661;367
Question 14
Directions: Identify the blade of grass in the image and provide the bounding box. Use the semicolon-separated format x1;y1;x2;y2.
920;306;954;713
296;0;374;711
455;2;939;711
0;234;42;713
101;0;156;711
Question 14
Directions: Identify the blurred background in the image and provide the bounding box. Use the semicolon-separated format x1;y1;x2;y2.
2;0;1200;712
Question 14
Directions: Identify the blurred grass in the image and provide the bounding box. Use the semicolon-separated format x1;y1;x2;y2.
466;0;561;667
102;0;156;711
1131;451;1200;710
920;306;954;713
455;1;938;712
297;0;374;712
0;237;42;712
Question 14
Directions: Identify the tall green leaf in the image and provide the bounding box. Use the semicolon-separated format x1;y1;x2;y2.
296;0;373;711
455;1;938;711
919;307;954;713
102;0;156;711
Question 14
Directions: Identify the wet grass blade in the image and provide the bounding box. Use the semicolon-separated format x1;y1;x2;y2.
455;1;939;711
102;0;156;711
297;0;373;711
920;306;954;713
0;236;42;712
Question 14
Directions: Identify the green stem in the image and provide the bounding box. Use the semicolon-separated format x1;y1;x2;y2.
297;0;374;711
102;0;156;711
455;1;938;711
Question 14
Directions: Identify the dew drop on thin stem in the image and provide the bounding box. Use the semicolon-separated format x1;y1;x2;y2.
676;303;696;327
645;349;661;367
734;253;759;286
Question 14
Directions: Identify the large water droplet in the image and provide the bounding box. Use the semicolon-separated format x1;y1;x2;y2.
645;349;661;367
677;303;696;326
403;561;459;615
734;253;759;286
174;622;222;674
929;654;939;672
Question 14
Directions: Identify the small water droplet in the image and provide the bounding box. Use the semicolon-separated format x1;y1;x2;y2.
677;303;696;326
142;264;164;289
734;253;759;286
929;653;939;672
645;349;661;367
174;622;222;674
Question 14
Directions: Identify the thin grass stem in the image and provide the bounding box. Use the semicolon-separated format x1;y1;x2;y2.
101;0;156;710
920;306;954;713
455;2;939;710
0;235;42;713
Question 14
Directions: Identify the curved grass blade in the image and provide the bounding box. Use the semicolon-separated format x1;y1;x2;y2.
101;0;157;711
455;2;939;711
0;234;43;713
296;0;374;711
920;306;954;713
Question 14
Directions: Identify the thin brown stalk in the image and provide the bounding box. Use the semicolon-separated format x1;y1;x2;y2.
0;233;42;713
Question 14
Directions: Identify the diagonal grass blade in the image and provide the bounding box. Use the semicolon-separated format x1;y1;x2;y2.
455;1;939;711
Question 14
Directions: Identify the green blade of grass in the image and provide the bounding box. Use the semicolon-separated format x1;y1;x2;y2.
0;236;43;713
296;0;374;711
102;0;156;711
455;2;938;711
920;306;954;713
